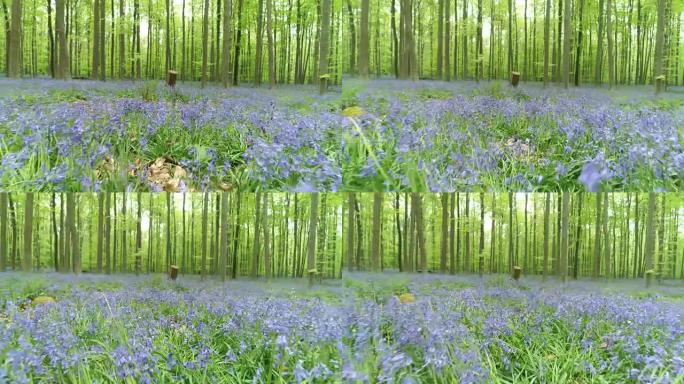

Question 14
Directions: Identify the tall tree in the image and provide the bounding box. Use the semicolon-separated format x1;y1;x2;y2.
444;0;450;80
359;0;370;78
55;0;70;78
67;194;80;274
255;0;264;86
593;193;602;278
507;0;513;74
573;0;584;86
653;0;665;93
543;0;551;86
606;0;615;88
22;193;34;272
165;0;171;74
221;0;232;87
201;192;209;279
201;0;210;87
595;0;605;83
8;0;21;78
644;192;656;286
136;192;142;275
252;193;262;277
266;0;275;87
318;0;332;93
371;192;382;271
478;192;485;277
440;193;449;272
118;0;125;78
307;193;319;287
437;0;444;79
166;193;172;272
219;192;229;280
476;0;483;81
347;194;355;271
0;193;7;272
603;192;611;279
560;193;569;282
562;0;571;88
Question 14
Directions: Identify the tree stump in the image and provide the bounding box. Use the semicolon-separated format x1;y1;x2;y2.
170;265;179;281
511;72;521;87
166;70;178;88
655;75;665;94
645;270;655;288
512;266;522;281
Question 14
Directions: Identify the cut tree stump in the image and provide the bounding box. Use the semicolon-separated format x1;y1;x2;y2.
512;266;522;280
167;70;178;88
655;75;666;94
170;265;179;280
511;72;520;87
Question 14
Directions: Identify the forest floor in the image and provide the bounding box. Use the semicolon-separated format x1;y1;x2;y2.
1;78;682;192
0;272;682;383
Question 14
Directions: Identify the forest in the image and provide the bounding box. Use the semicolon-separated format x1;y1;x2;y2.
342;0;682;88
1;0;683;382
0;192;683;384
1;192;682;282
0;1;682;191
0;0;342;87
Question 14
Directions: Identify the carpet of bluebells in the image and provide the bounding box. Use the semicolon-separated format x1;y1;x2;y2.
0;273;682;383
1;79;682;192
344;79;684;192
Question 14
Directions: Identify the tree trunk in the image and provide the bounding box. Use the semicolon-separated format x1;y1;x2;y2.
543;0;550;86
476;0;483;81
464;193;471;272
389;0;397;77
644;192;656;286
307;193;319;287
67;194;80;274
255;0;264;86
603;192;611;279
266;0;275;87
653;0;665;93
121;192;127;273
562;0;571;88
220;192;229;280
359;0;369;78
201;0;210;87
136;192;142;275
595;0;605;83
507;0;513;74
560;193;569;282
252;193;262;277
347;193;355;270
232;192;242;279
606;0;615;88
22;193;34;272
437;0;443;79
318;0;331;93
574;0;584;86
233;0;244;85
371;193;382;271
55;0;70;78
262;193;271;278
221;0;232;87
0;193;7;271
478;192;485;277
593;193;602;278
440;193;448;272
201;193;209;279
8;0;21;78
